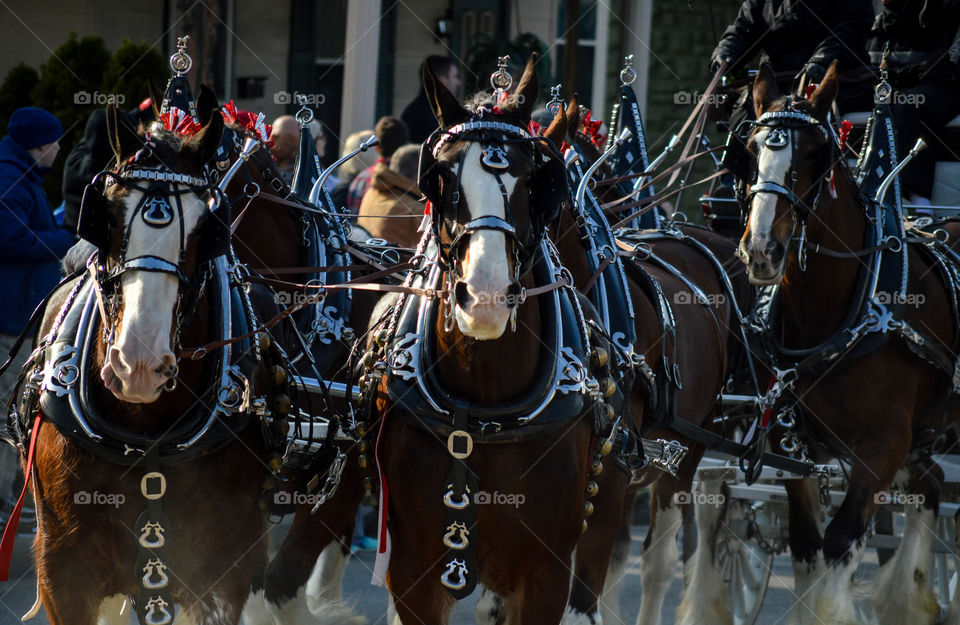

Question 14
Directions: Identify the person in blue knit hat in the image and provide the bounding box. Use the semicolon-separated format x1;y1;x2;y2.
0;106;73;526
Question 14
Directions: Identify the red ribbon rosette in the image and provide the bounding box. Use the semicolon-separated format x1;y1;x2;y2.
159;107;202;136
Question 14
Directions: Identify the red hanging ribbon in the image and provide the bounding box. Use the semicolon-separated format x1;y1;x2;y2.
0;413;42;581
527;120;542;136
580;110;605;150
838;120;854;152
804;84;819;99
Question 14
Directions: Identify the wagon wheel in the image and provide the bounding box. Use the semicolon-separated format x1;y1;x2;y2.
717;498;776;625
930;514;959;616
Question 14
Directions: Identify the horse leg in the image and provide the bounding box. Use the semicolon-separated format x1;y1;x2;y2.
503;557;574;625
783;478;826;625
567;459;629;624
474;587;506;625
598;490;637;624
869;463;940;625
388;555;454;625
95;595;130;625
264;456;365;625
676;479;733;625
241;538;274;625
632;480;683;625
802;455;904;625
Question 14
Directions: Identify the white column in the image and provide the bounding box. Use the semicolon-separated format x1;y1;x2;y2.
592;0;610;120
342;0;383;135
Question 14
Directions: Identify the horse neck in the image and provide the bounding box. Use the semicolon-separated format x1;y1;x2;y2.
230;177;304;275
779;166;868;346
434;274;543;403
551;205;592;288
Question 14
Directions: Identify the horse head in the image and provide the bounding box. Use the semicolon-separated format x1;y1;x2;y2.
79;84;226;403
738;61;839;285
419;54;568;340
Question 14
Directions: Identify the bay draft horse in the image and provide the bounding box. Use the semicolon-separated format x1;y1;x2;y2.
538;101;745;625
737;62;958;625
215;123;380;624
22;87;283;624
371;55;603;625
464;96;748;625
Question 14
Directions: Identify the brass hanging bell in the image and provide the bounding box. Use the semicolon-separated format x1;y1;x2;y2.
590;458;604;476
584;501;595;517
585;481;599;498
590;347;608;369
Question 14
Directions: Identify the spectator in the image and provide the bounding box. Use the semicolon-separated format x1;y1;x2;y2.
268;115;301;184
0;107;73;521
868;0;960;212
346;116;408;215
711;0;875;113
306;119;337;191
357;144;423;247
61;99;154;234
401;56;462;143
330;130;375;211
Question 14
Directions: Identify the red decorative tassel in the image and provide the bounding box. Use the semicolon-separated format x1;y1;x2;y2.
838;120;854;151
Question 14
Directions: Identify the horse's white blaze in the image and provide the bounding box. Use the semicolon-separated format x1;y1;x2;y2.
634;503;681;625
454;143;518;340
676;480;732;625
108;188;207;402
747;128;791;259
870;503;938;625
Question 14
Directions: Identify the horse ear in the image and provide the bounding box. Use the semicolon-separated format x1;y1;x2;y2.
565;97;580;141
105;102;141;165
506;54;538;121
543;105;567;150
195;83;219;127
423;60;468;129
809;61;839;120
753;63;779;118
188;85;224;164
147;79;163;120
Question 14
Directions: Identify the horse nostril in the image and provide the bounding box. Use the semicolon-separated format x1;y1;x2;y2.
764;240;779;257
454;281;471;309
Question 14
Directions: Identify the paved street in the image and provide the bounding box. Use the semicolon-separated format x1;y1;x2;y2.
0;519;883;625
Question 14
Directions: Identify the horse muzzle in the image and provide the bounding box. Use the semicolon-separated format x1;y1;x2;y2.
102;345;178;403
453;279;521;340
740;236;786;285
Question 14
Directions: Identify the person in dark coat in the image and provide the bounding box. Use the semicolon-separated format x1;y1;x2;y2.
867;0;960;210
401;56;461;144
0;107;73;339
711;0;875;113
0;107;72;520
61;99;153;234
